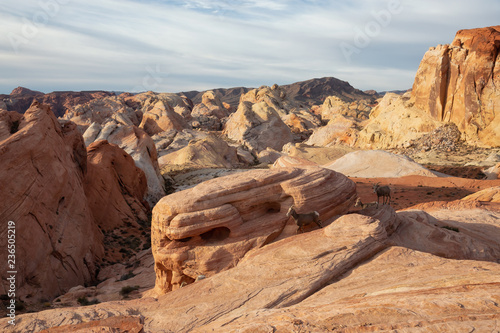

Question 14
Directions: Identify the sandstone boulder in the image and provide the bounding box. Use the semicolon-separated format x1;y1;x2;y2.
151;167;357;293
484;162;500;180
325;150;440;178
410;26;500;147
83;123;166;207
282;142;356;166
224;100;293;153
190;91;230;130
3;203;500;332
157;135;240;169
84;140;149;231
357;93;441;149
462;186;500;202
139;100;188;136
306;114;360;147
0;102;103;303
61;96;140;131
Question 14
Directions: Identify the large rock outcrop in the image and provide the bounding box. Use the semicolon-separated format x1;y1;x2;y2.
83;123;166;207
325;150;440;178
411;26;500;146
5;201;500;332
84;140;149;231
151;167;357;293
224;100;293;153
0;103;104;303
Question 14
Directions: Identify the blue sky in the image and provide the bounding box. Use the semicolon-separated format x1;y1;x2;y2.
0;0;498;94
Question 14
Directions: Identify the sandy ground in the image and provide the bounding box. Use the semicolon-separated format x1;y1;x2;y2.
352;175;500;211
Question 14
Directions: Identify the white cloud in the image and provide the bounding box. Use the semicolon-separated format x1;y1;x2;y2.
1;0;499;94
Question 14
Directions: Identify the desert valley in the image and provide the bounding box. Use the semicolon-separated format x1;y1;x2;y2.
0;25;500;332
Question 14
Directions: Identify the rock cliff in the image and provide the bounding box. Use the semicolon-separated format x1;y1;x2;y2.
411;26;500;146
0;103;103;303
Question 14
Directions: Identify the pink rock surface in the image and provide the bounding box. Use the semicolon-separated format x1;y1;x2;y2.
0;102;103;303
151;167;357;293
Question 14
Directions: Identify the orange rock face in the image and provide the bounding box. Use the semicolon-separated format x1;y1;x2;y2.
151;167;357;293
411;26;500;146
0;102;104;303
85;140;149;231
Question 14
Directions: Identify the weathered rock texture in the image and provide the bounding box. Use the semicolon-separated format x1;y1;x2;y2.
84;140;149;231
151;167;357;293
224;100;293;153
5;201;500;333
83;123;165;206
190;90;230;131
0;103;103;303
357;92;441;149
157;135;240;169
325;150;440;178
411;26;500;146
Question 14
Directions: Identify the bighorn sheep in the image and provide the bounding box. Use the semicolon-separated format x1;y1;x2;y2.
373;183;391;205
354;198;378;209
286;205;322;233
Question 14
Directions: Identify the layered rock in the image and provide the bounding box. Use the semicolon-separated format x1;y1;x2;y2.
357;92;441;149
139;100;188;136
0;102;103;303
157;135;240;169
410;26;500;146
224;100;293;153
6;201;500;332
319;95;371;121
83;124;165;207
306;114;360;147
325;150;440;178
151;167;357;293
84;140;149;231
61;96;141;131
190;91;230;131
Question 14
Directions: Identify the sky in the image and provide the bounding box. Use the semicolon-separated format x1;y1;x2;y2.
0;0;498;94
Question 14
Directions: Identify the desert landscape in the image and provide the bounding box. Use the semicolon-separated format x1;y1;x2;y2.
0;25;499;332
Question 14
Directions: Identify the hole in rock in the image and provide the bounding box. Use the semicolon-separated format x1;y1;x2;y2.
10;120;20;134
176;237;192;243
200;227;230;242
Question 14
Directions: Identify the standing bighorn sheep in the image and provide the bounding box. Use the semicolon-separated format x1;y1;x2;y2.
373;183;391;205
354;198;378;209
286;205;322;233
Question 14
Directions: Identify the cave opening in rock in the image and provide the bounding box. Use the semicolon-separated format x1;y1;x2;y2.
200;227;230;242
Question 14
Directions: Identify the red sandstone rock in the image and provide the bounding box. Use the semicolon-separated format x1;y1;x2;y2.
411;26;500;146
0;102;103;303
139;100;188;136
151;167;357;293
84;140;149;231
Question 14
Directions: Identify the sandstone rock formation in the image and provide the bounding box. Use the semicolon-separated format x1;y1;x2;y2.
319;95;371;121
83;124;166;206
139;99;188;136
281;142;356;166
5;200;500;332
325;150;440;178
462;186;500;202
61;96;141;131
151;167;357;293
157;135;240;169
84;140;149;231
306;114;360;147
410;26;500;147
190;90;230;131
0;102;103;303
0;87;115;117
224;100;293;153
357;92;441;149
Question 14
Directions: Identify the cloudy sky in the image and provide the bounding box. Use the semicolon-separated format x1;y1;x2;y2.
0;0;498;94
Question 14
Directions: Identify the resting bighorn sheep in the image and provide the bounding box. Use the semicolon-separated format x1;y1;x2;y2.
354;198;378;209
286;205;322;233
373;183;391;205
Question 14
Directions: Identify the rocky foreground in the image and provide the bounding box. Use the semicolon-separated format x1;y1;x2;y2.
1;26;500;332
